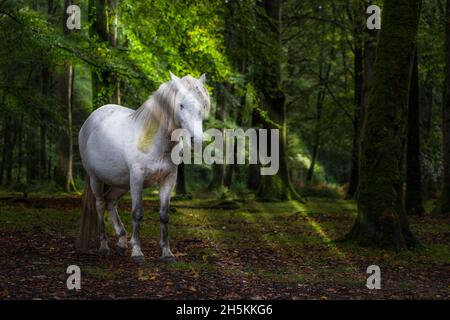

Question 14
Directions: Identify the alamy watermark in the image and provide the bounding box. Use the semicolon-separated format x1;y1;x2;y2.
66;265;81;290
366;265;381;290
367;5;381;30
171;128;279;176
66;4;81;30
64;3;380;33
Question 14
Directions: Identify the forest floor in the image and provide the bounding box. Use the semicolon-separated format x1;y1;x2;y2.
0;191;449;300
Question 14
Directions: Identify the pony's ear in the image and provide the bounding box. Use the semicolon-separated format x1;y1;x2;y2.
169;71;181;82
199;73;206;84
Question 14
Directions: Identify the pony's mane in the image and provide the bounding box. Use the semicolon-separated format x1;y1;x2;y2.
132;75;210;152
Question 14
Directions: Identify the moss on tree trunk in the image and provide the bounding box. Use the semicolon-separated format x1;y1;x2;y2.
256;0;303;203
406;50;425;216
56;0;76;193
346;0;422;248
89;0;120;108
433;0;450;215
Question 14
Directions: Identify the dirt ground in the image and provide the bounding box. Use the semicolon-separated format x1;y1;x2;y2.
0;195;449;299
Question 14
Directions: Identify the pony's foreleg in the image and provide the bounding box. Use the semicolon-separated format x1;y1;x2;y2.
129;172;145;263
90;176;109;255
105;187;128;256
159;172;177;263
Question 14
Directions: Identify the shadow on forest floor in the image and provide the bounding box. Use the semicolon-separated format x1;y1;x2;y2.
0;192;449;299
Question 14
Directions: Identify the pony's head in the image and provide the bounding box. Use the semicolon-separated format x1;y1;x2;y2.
170;72;210;147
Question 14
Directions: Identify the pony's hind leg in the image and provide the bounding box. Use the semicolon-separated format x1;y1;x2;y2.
159;172;177;263
89;176;109;255
105;187;128;256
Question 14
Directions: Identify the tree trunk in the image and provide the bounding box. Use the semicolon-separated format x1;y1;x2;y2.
48;134;53;180
90;0;120;108
26;125;39;185
306;46;333;184
346;0;422;248
224;164;234;189
306;87;326;183
349;28;379;195
16;116;23;184
39;0;54;180
40;65;50;179
406;50;425;216
247;164;261;190
247;110;261;190
108;0;120;104
176;163;187;195
209;162;225;190
306;136;320;183
56;0;76;192
89;0;105;108
209;84;226;190
256;0;303;202
39;122;47;180
347;10;364;198
347;4;378;199
223;90;242;190
420;74;435;198
434;0;450;215
0;115;9;185
5;120;15;186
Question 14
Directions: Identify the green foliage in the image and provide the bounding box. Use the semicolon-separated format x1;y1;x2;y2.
298;183;343;199
0;0;447;198
120;0;234;99
256;174;285;201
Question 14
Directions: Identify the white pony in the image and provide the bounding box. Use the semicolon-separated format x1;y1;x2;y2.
77;72;210;263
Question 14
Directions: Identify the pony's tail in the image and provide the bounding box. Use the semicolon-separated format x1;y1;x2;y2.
76;174;99;251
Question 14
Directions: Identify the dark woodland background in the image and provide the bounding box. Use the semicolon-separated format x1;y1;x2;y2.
0;0;449;299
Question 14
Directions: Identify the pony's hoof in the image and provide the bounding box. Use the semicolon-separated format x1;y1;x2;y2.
99;248;110;256
115;245;126;256
132;255;145;265
161;255;176;264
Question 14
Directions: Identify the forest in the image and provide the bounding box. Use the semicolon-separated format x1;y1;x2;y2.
0;0;449;300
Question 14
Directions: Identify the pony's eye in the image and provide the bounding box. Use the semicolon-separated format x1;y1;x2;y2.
180;104;185;109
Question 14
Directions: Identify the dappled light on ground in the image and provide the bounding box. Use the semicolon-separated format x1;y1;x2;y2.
0;195;449;299
290;201;347;260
